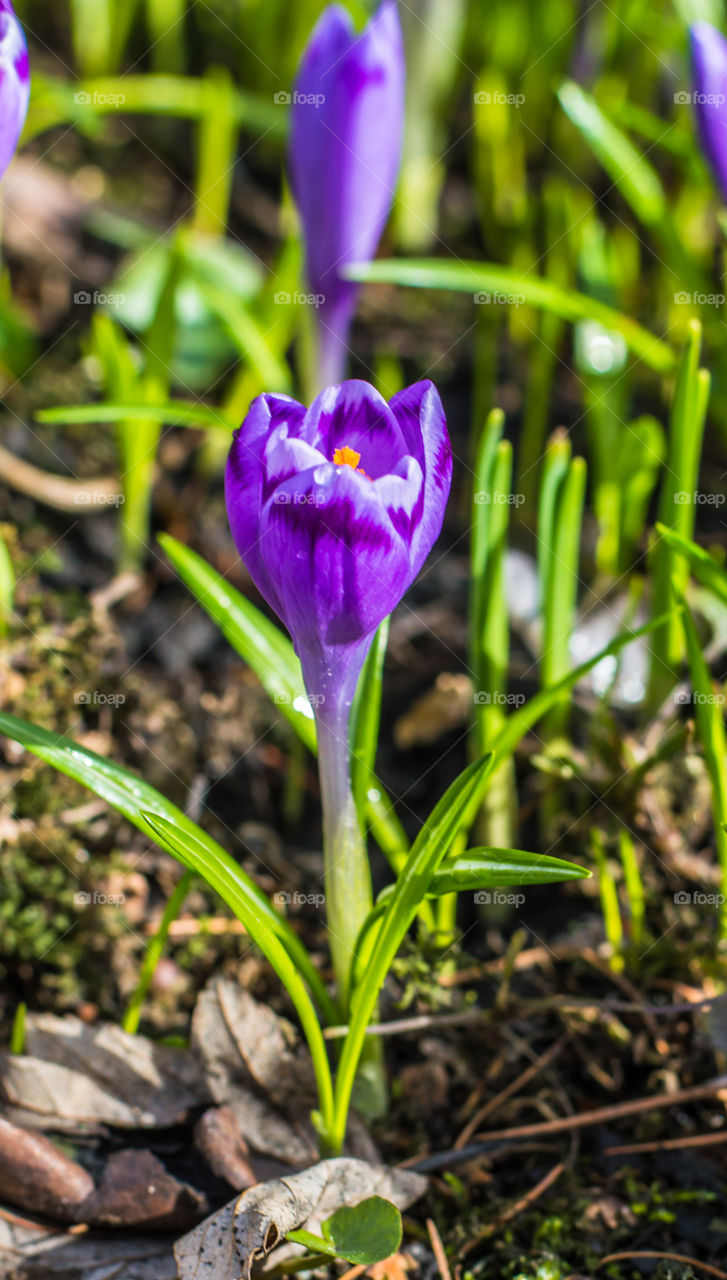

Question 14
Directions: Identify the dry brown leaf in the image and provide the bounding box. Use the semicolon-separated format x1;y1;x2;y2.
0;1015;210;1129
174;1157;427;1280
0;1116;93;1223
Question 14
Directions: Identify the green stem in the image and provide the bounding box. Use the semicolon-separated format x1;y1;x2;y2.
122;870;193;1034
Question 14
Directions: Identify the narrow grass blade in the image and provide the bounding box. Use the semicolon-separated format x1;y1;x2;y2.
343;260;675;372
675;588;727;925
0;709;335;1023
122;869;194;1035
331;754;495;1152
649;320;710;700
144;814;334;1132
557;82;666;227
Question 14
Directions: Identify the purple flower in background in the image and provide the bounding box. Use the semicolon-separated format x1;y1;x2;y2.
226;379;450;996
0;0;29;179
289;3;405;389
690;22;727;200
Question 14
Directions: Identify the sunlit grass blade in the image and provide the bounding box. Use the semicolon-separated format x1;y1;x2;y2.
350;618;389;831
375;846;590;901
331;754;495;1152
674;588;727;929
619;830;646;948
343;260;675;372
144;813;334;1134
25;74;284;139
649;319;710;702
193;67;238;236
469;409;516;853
0;528;14;636
0;708;335;1024
539;436;587;743
146;0;186;73
160;533;316;751
37;401;234;431
122;869;194;1035
590;828;624;971
654;525;727;607
557;82;667;227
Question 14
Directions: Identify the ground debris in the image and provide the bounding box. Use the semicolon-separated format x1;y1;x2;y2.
174;1157;427;1280
0;1014;210;1129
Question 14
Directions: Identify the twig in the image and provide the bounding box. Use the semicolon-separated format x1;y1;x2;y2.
427;1220;452;1280
0;443;120;512
406;1074;727;1172
455;1036;567;1149
597;1253;727;1280
604;1130;727;1156
323;993;722;1039
461;1162;565;1253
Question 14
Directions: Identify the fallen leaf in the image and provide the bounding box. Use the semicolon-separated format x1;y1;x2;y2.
0;1115;93;1223
174;1157;427;1280
393;674;472;750
190;978;317;1165
194;1107;257;1192
0;1015;210;1129
82;1149;208;1231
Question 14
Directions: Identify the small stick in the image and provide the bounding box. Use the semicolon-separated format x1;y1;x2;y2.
604;1130;727;1156
597;1253;727;1280
0;443;120;512
455;1036;567;1149
461;1162;565;1253
406;1074;727;1172
427;1219;451;1280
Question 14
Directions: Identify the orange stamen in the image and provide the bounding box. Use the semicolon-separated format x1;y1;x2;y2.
333;445;362;469
333;444;371;480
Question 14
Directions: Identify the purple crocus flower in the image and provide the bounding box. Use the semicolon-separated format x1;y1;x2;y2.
225;379;451;999
289;3;405;389
690;22;727;200
0;0;29;179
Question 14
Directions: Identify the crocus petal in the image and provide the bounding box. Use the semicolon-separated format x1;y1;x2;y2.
0;1;29;180
260;461;411;653
389;381;453;577
290;2;405;385
305;379;408;478
225;393;307;611
690;22;727;200
225;378;452;717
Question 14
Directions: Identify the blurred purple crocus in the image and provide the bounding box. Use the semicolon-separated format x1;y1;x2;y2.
690;22;727;200
225;378;451;999
0;0;29;179
289;2;405;390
